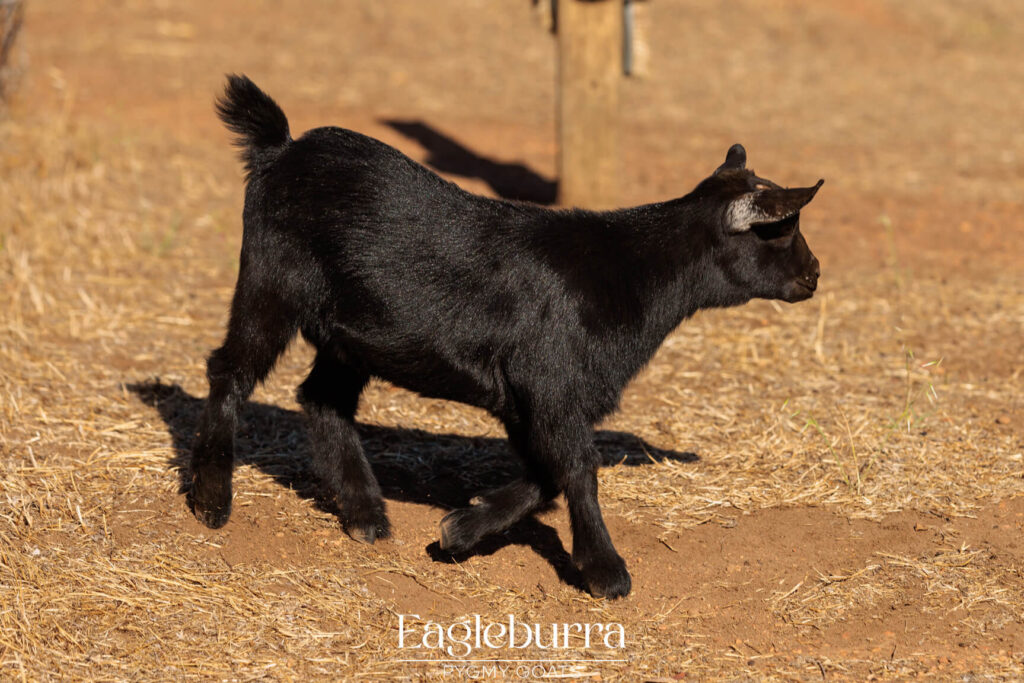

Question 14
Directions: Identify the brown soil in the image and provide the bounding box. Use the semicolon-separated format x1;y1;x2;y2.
2;0;1023;680
110;491;1024;658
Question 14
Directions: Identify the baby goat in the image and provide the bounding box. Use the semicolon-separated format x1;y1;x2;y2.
191;74;823;599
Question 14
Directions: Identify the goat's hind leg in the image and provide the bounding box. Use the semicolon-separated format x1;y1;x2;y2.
298;353;390;543
191;286;296;528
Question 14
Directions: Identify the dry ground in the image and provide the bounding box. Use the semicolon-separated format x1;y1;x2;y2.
2;0;1023;680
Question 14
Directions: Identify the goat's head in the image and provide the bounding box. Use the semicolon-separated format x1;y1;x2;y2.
695;144;823;304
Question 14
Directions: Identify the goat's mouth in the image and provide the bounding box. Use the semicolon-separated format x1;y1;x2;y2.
785;279;816;302
795;278;817;293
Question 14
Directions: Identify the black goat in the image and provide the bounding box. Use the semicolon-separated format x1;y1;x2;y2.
191;75;823;599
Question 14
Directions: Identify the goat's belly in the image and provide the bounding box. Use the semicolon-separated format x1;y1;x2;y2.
321;294;514;413
363;343;507;414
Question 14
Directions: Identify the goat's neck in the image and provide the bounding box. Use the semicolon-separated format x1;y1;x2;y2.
607;199;749;335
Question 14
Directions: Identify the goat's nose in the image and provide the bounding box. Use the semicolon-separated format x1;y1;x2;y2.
811;259;821;280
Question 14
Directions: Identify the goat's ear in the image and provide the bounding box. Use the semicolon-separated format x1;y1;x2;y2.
725;179;824;233
714;144;747;175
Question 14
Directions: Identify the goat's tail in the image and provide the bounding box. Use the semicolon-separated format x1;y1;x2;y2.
215;74;291;178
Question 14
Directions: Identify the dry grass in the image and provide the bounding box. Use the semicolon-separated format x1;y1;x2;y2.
2;0;1024;679
771;546;1022;631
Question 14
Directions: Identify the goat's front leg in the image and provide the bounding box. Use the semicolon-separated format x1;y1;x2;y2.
438;418;629;597
526;421;631;599
559;455;631;599
439;476;552;554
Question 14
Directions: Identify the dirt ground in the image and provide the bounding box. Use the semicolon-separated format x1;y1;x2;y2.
2;0;1023;680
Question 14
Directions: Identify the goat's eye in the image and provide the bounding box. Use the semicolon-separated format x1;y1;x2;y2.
750;214;798;243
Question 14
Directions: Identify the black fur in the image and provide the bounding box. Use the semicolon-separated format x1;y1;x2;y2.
190;74;824;599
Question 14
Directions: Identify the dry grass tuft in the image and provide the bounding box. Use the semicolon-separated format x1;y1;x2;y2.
771;546;1024;634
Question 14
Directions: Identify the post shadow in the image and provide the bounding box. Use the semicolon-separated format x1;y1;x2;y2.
129;380;697;590
383;120;558;205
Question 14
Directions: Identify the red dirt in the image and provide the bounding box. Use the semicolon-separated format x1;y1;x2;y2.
105;490;1024;667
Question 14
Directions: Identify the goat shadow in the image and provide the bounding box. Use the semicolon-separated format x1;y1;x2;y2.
129;380;697;591
383;120;558;205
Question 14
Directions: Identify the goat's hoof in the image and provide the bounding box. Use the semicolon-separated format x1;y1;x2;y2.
342;499;391;544
349;518;391;544
190;469;233;529
577;554;632;599
193;501;232;529
438;506;486;555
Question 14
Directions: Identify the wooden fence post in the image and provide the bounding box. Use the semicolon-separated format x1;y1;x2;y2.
557;0;622;209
